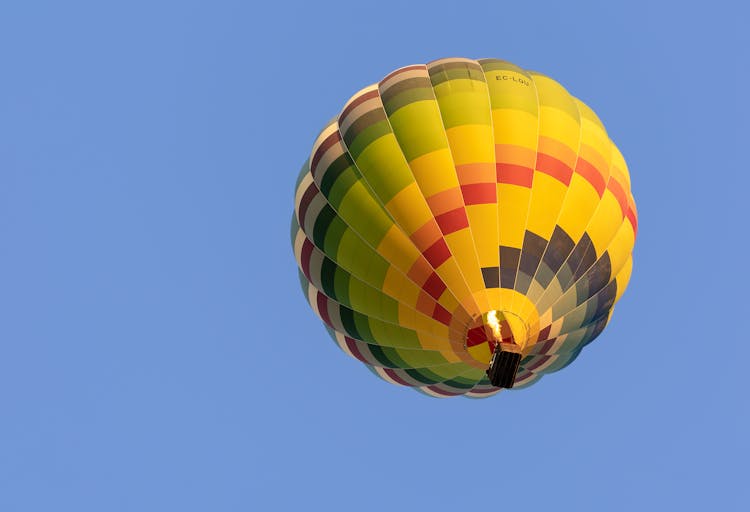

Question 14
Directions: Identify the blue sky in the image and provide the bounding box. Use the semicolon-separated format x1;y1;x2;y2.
0;1;746;510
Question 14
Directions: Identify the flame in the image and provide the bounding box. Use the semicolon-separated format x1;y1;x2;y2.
486;310;503;341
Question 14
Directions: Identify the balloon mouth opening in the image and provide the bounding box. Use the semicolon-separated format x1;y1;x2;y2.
464;310;528;365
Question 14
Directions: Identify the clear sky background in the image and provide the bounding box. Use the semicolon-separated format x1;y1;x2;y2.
1;1;746;510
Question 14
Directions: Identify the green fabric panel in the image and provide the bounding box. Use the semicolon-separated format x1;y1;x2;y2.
334;229;389;288
430;66;485;86
405;364;474;383
324;164;358;209
386;101;448;161
404;366;442;384
318;154;352;199
354;134;414;203
320;256;339;299
390;348;452;368
332;262;351;307
368;318;421;349
322;215;347;261
356;341;453;369
336;181;392;245
440;377;476;390
382;85;435;117
352;309;376;343
312;204;336;249
432;83;492;129
530;72;580;122
558;303;587;334
478;58;526;73
558;330;588;354
343;117;391;160
338;306;362;340
380;76;432;103
342;108;387;140
552;290;580;325
348;279;398;323
481;63;538;116
367;344;401;367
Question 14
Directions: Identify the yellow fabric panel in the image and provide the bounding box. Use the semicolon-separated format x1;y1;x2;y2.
606;220;636;279
498;288;540;342
438;288;467;320
409;148;459;197
385;182;434;235
586;192;623;255
382;267;419;307
526;173;569;237
412;310;452;339
537;135;578;166
466;204;499;265
532;73;579;121
484;69;538;115
395;303;438;337
484;288;502;312
467;343;493;365
436;292;461;318
614;257;633;304
498;184;532;248
415;339;463;364
556;174;602;240
578;119;611;165
537;106;581;151
444;230;485;292
433;79;491;115
491;110;538;149
438;258;488;314
376;225;422;275
445;124;495;164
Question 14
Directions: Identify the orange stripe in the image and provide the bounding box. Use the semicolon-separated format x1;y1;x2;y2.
410;221;442;249
575;158;606;196
456;163;496;184
607;178;628;216
536;153;573;185
496;163;533;187
426;188;464;216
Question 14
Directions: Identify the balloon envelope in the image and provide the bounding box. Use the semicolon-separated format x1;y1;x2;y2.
292;58;637;397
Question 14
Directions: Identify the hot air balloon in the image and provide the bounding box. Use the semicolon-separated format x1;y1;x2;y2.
292;58;637;397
